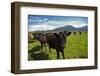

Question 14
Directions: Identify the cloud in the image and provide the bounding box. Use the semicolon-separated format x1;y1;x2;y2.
46;20;68;26
29;18;48;23
29;19;43;23
29;24;55;31
66;21;87;28
28;20;87;31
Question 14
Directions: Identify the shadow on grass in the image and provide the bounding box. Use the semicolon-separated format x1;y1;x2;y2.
28;46;50;60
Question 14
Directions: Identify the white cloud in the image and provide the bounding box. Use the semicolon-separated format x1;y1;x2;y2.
67;21;87;28
28;20;87;31
29;18;48;23
44;18;48;21
46;20;87;27
29;24;68;31
29;24;54;31
46;20;67;26
29;19;43;23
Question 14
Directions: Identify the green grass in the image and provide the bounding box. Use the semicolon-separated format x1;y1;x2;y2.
28;32;88;60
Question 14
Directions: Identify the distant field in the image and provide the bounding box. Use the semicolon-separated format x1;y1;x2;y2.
28;32;88;60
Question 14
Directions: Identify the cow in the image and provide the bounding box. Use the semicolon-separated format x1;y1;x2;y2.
79;32;81;35
39;33;47;51
28;32;34;41
73;32;76;35
33;32;47;51
47;31;71;59
33;33;40;40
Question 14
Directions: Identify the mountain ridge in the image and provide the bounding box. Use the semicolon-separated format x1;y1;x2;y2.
46;25;88;32
29;25;88;32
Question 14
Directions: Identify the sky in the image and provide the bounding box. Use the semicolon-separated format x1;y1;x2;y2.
28;15;88;31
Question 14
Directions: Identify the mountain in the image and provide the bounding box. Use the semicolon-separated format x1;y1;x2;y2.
30;25;88;32
46;25;88;32
53;25;77;31
76;25;88;31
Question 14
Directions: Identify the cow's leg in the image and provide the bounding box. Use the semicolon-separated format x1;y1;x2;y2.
80;32;81;35
49;46;51;54
49;47;51;53
48;47;51;59
44;43;46;51
56;50;60;59
41;42;43;51
61;50;65;59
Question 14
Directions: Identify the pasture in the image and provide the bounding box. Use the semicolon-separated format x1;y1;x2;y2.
28;32;88;60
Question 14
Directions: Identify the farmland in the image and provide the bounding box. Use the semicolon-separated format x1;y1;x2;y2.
28;32;88;60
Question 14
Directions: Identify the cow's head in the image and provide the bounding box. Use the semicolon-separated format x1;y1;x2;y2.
53;32;67;48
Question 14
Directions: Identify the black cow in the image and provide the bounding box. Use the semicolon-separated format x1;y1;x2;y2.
39;33;47;51
79;32;81;35
47;31;71;59
33;33;47;51
33;33;40;40
73;32;76;35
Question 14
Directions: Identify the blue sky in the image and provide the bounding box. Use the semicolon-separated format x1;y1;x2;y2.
28;15;88;31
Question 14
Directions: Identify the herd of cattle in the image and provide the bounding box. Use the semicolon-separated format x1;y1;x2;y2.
28;31;87;59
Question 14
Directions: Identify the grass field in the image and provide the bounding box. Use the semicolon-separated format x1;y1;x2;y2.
28;32;88;60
